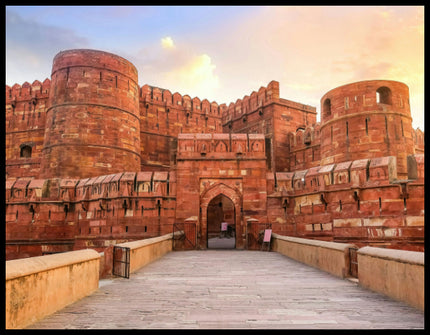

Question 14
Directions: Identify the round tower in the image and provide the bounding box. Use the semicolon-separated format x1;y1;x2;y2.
40;49;141;178
319;80;414;178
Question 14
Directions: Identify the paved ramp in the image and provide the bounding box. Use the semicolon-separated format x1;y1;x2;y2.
28;250;424;329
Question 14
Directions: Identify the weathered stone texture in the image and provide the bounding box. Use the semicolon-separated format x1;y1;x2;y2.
5;49;424;260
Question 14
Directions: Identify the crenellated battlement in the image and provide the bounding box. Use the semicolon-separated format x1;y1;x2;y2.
140;84;223;116
6;79;51;103
222;80;281;124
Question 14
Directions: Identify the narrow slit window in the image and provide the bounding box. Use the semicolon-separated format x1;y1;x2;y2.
385;116;388;136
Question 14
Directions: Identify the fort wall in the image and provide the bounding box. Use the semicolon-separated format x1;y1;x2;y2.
5;80;50;178
5;171;176;260
267;154;424;251
5;49;425;259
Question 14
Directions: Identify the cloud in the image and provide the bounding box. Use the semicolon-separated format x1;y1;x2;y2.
6;8;89;85
129;35;220;100
215;6;424;128
163;53;220;99
161;36;175;49
286;83;314;91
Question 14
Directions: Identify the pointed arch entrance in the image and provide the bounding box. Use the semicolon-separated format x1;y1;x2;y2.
199;182;244;249
207;194;235;249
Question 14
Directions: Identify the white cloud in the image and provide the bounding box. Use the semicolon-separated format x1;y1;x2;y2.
161;36;175;49
163;54;220;99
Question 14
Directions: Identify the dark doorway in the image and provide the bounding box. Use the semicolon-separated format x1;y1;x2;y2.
207;194;235;249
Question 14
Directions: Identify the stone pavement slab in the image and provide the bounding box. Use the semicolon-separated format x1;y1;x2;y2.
27;250;424;329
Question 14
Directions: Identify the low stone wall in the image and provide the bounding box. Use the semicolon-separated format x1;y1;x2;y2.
271;233;355;278
357;246;424;311
6;249;100;329
115;232;175;274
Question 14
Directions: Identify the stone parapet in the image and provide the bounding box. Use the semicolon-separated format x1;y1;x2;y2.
6;249;100;329
271;233;355;278
357;246;424;310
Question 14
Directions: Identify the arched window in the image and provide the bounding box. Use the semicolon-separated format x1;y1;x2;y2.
323;98;331;117
376;87;392;105
20;145;32;158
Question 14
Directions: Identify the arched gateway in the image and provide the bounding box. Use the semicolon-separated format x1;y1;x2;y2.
175;133;268;250
199;183;243;249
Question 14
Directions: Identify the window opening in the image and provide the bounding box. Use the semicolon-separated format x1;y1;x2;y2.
376;86;392;105
20;145;32;158
323;98;331;117
385;116;388;136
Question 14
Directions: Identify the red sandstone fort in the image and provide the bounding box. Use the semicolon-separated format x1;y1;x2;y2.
5;49;425;260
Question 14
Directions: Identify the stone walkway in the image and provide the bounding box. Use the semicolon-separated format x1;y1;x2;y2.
28;250;424;329
207;236;235;249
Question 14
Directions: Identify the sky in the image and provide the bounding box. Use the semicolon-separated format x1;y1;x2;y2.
5;6;425;130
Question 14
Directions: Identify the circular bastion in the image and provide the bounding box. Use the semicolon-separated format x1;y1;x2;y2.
319;80;415;177
40;49;141;178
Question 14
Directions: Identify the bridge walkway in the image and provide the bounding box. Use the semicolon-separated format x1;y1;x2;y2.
27;250;424;329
